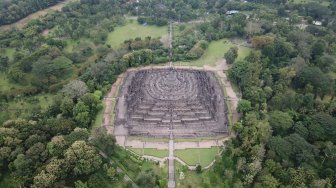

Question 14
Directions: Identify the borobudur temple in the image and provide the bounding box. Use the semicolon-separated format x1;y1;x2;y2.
114;68;229;138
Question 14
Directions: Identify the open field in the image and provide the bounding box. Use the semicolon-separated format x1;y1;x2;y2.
0;0;78;31
128;147;169;158
176;39;252;67
107;21;167;49
175;147;220;167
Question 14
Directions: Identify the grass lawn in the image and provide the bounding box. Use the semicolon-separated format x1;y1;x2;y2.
107;20;167;49
128;147;169;158
112;147;167;181
175;161;223;188
175;147;220;167
176;39;252;67
91;103;105;132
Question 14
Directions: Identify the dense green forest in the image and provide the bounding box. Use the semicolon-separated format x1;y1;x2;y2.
0;0;336;187
0;0;65;25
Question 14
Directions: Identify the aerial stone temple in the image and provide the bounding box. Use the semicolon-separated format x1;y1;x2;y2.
114;68;229;138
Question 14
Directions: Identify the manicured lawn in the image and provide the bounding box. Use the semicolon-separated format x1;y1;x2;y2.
175;147;220;167
176;39;252;67
128;147;169;158
106;21;167;49
175;161;223;188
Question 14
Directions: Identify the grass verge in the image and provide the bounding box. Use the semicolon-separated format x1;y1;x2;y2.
175;147;220;167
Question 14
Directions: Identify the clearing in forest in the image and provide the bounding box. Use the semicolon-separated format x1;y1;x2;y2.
177;39;252;67
106;21;167;49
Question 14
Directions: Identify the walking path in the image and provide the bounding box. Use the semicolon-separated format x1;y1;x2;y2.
168;133;175;188
102;73;125;134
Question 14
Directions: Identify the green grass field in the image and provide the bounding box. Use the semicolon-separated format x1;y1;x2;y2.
176;39;252;67
175;161;223;188
175;147;220;167
128;147;169;158
107;21;167;49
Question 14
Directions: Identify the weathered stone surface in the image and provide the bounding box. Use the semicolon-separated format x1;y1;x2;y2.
115;68;229;138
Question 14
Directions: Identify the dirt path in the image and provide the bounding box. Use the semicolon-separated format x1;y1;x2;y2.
102;74;125;134
0;0;78;31
203;60;241;122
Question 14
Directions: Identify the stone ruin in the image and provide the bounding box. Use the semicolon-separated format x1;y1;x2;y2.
114;68;229;138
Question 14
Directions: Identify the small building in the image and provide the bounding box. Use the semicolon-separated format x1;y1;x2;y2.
226;10;239;15
313;21;322;26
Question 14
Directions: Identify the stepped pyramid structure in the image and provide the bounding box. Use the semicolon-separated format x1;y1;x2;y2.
114;68;229;138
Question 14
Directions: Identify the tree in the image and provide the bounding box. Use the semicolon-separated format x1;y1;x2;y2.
237;99;252;114
269;111;293;136
73;101;91;128
60;97;74;117
251;36;274;49
267;136;293;162
92;131;116;156
32;170;56;188
61;80;89;99
75;180;89;188
64;141;102;176
311;40;325;59
285;134;316;165
65;128;90;144
0;56;9;71
196;164;202;173
258;174;279;188
224;47;238;64
47;136;66;157
106;167;116;179
135;169;158;188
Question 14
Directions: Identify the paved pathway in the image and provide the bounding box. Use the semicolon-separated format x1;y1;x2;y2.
168;133;175;188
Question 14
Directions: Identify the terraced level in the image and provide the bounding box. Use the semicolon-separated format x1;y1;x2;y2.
114;68;229;138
